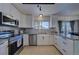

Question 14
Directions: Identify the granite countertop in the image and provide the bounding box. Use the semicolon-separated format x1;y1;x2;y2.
58;34;79;41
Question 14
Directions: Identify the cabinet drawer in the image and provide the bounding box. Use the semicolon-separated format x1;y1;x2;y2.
66;39;73;48
66;49;73;55
64;39;73;55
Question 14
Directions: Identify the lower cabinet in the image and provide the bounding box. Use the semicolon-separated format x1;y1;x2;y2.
37;34;54;45
23;34;29;46
0;40;8;55
37;34;44;45
54;35;79;55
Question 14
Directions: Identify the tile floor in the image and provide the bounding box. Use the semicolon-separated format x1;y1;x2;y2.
19;46;62;55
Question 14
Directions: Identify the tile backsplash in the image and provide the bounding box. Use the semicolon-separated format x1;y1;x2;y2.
0;26;19;31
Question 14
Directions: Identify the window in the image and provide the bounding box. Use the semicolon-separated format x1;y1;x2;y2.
33;19;50;29
41;21;49;29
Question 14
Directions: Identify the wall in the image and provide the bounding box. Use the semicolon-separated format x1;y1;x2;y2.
0;26;19;32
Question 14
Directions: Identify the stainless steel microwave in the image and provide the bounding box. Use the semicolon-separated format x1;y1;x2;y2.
0;12;19;26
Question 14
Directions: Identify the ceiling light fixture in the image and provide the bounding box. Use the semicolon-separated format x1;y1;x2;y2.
37;4;42;11
39;14;43;17
39;6;42;11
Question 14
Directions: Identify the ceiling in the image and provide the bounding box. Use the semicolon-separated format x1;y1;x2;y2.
12;3;64;16
12;3;79;16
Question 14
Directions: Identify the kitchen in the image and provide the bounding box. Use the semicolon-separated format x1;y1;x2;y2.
0;3;79;55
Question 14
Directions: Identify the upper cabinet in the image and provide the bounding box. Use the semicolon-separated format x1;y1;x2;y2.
0;3;32;28
0;4;20;20
1;4;10;15
19;14;32;28
25;15;32;28
0;4;3;12
10;4;20;21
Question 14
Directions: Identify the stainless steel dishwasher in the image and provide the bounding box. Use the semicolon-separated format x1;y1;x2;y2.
29;34;37;46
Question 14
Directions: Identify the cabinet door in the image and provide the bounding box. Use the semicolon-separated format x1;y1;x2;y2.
49;35;54;45
2;4;10;15
37;34;51;45
25;15;32;28
74;41;79;55
19;14;26;27
37;35;44;45
23;34;29;46
0;41;8;55
43;34;50;45
0;4;3;12
66;39;73;55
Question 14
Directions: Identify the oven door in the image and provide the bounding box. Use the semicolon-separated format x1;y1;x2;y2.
16;35;23;49
8;41;17;55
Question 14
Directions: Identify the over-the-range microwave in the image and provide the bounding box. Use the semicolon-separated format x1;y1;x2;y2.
0;12;19;26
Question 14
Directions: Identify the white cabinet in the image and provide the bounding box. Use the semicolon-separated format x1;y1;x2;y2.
0;4;21;21
65;39;73;55
48;35;54;45
54;35;79;55
0;4;3;12
25;15;32;28
37;34;44;45
1;4;10;14
0;4;21;22
23;34;29;46
0;40;8;55
42;34;50;45
19;14;32;28
19;14;26;27
0;4;32;28
37;34;54;45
